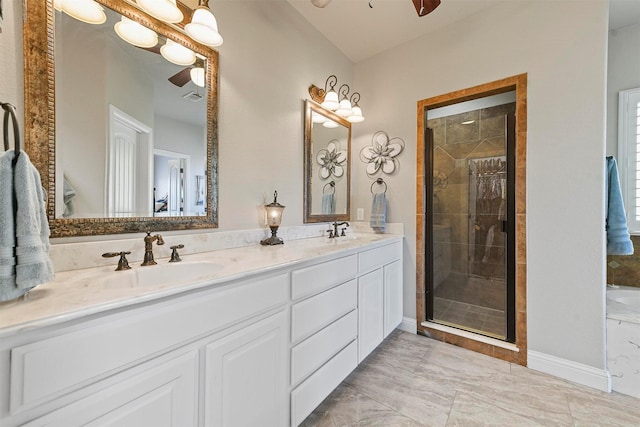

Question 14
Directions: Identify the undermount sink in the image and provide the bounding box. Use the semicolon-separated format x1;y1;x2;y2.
97;261;223;289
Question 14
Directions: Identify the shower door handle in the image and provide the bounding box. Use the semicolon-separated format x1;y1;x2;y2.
501;220;507;233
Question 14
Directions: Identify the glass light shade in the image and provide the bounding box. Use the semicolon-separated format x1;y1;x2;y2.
311;112;326;124
347;106;365;123
185;8;223;47
335;98;353;117
62;0;106;25
321;90;339;110
322;120;339;129
137;0;183;24
190;67;206;87
161;39;196;66
265;204;284;227
114;16;158;48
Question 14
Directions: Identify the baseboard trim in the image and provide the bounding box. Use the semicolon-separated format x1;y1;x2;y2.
398;317;417;334
528;350;611;392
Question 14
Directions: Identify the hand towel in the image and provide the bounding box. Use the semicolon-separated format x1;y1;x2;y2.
63;176;76;218
606;157;634;255
14;150;54;288
370;192;387;233
321;193;335;214
0;150;23;301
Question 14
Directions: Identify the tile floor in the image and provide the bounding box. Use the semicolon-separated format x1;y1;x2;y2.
301;331;640;426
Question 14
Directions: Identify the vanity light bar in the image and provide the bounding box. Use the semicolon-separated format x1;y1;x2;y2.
309;75;365;123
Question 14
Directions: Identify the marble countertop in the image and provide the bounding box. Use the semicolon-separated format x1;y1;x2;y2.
0;233;402;336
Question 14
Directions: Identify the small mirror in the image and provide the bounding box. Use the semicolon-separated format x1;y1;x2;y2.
303;100;351;223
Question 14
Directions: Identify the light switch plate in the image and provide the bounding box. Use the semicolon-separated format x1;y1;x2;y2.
357;208;364;220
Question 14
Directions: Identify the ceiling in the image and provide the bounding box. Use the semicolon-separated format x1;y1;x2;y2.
284;0;640;63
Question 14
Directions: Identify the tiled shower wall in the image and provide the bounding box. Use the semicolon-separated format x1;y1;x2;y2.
427;102;516;278
607;235;639;288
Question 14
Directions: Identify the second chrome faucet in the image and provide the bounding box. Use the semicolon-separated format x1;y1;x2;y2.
142;231;164;266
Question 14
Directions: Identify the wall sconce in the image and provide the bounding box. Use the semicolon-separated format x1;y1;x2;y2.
54;0;106;25
185;0;224;47
309;75;365;123
137;0;183;23
114;16;158;48
260;191;285;246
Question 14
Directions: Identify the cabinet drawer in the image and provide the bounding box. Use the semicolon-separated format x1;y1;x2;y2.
10;273;288;414
291;340;358;427
22;350;199;427
291;280;356;344
291;255;357;301
291;310;357;387
358;242;401;274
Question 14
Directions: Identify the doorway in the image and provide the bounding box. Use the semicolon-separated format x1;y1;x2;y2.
416;75;527;365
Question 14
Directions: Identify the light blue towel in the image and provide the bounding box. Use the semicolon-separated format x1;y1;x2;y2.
0;150;54;301
370;192;387;233
321;193;335;215
606;157;634;256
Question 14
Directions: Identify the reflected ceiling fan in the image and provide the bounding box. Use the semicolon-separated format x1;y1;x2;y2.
311;0;441;17
137;43;204;87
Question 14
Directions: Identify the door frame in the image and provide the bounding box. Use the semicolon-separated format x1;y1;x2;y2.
416;74;528;366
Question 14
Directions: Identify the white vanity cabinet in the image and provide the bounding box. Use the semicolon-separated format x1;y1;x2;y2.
289;240;403;426
357;242;403;362
289;255;359;426
0;234;404;427
0;272;290;427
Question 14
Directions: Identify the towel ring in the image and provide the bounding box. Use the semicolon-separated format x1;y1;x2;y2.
2;102;21;157
371;178;387;194
323;181;335;195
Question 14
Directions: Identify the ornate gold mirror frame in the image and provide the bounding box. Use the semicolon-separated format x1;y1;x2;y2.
303;100;351;223
23;0;219;237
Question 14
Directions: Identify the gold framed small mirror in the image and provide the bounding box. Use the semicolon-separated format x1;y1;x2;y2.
23;0;219;237
303;100;351;223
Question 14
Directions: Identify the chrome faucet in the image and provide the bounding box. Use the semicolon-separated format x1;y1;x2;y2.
327;221;350;238
141;231;165;266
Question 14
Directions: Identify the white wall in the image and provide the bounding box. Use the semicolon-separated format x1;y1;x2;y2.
352;0;609;371
213;1;353;229
606;22;640;155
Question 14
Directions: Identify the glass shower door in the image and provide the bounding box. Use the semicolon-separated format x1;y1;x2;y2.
426;96;515;342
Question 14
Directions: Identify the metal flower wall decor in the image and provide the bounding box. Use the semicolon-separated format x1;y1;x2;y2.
360;131;405;176
317;139;347;179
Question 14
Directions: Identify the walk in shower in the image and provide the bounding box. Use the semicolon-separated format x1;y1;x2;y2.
425;92;516;342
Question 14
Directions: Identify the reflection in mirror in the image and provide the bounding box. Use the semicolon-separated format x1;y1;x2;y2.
24;0;218;237
304;100;351;223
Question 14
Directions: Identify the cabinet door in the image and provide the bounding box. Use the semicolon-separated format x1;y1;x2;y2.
22;351;198;427
358;269;384;363
384;259;403;338
204;310;289;427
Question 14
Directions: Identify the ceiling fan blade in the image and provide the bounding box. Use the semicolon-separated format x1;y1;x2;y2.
137;44;162;55
411;0;441;17
168;68;191;87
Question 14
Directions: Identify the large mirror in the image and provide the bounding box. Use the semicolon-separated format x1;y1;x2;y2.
23;0;218;237
303;100;351;223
